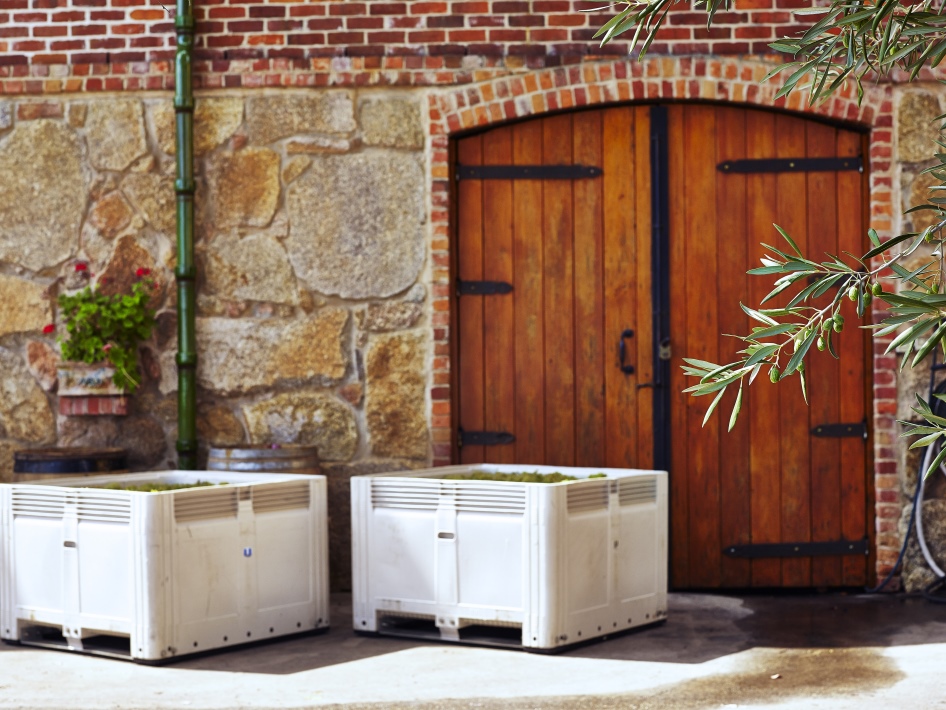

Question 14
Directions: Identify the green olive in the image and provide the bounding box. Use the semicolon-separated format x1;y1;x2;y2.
848;285;858;301
769;367;780;383
817;336;826;351
834;321;843;333
872;282;883;297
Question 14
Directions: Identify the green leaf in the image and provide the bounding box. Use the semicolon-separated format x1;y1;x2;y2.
799;365;808;405
728;382;744;432
912;319;946;367
924;443;946;480
745;343;780;367
740;303;778;326
748;323;796;339
699;362;738;383
748;362;764;385
889;262;935;290
786;278;826;309
773;224;803;256
703;388;727;427
885;317;938;355
682;358;722;371
685;367;751;395
910;432;943;449
760;279;796;304
783;327;818;377
592;6;634;40
812;273;844;298
863;231;919;259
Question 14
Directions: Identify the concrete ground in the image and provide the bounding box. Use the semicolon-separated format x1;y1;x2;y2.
1;591;946;709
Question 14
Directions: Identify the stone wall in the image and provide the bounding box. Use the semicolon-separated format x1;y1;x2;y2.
895;85;946;591
0;91;432;530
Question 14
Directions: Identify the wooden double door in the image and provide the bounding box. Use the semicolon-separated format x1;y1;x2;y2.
454;103;871;589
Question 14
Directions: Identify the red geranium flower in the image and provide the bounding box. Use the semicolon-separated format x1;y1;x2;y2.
74;262;88;272
42;324;55;334
136;268;151;277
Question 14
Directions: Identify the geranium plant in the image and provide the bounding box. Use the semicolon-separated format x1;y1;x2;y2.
49;264;158;393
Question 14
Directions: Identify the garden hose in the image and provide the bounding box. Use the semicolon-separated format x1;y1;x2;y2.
869;375;946;598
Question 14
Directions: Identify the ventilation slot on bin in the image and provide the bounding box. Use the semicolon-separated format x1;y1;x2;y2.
11;491;68;519
619;476;657;506
252;481;310;513
78;493;132;523
455;484;526;514
371;480;440;510
567;482;609;513
174;488;238;522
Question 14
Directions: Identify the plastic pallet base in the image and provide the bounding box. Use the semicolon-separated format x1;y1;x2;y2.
15;623;331;665
363;614;668;654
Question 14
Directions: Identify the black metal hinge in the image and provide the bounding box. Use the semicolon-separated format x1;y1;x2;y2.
457;164;602;180
457;280;513;296
811;422;868;440
724;539;869;559
717;156;863;174
458;429;515;447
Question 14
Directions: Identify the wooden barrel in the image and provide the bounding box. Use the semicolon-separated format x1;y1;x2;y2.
13;447;128;482
206;444;321;475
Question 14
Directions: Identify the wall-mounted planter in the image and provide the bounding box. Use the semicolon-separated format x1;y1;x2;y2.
57;362;128;416
0;470;329;662
57;362;124;396
351;464;668;652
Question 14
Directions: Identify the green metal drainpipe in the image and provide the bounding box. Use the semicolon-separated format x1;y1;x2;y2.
174;0;198;470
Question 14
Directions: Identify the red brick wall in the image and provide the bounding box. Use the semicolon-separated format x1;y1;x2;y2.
0;0;806;75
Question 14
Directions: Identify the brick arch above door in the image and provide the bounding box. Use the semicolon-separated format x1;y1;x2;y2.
424;56;896;585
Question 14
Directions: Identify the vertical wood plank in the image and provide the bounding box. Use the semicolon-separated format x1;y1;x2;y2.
680;104;722;589
667;105;690;588
456;135;486;464
634;106;655;470
513;119;547;464
806;122;843;587
482;126;517;464
715;105;752;588
745;109;782;587
573;110;607;468
603;107;639;469
775;114;812;587
542;113;577;466
837;128;869;586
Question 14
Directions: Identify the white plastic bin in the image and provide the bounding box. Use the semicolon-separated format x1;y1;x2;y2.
0;470;329;661
351;463;667;651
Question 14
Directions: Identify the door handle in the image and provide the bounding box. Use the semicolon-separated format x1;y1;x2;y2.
619;329;635;375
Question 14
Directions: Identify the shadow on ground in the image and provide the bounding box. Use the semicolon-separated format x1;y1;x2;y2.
570;590;946;664
160;590;946;676
2;590;939;677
